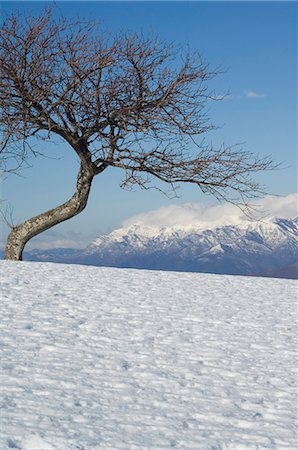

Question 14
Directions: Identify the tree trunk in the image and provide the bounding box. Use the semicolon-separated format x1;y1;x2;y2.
4;163;94;261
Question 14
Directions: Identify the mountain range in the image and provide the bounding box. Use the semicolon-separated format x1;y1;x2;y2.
23;216;298;279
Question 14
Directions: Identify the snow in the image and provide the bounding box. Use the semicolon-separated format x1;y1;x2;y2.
0;261;297;450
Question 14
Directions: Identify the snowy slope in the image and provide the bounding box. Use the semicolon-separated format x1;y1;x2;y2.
0;261;297;449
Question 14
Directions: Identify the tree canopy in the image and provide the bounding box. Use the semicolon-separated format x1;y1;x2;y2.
0;9;275;260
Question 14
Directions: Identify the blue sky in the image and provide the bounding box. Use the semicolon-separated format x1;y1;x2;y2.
1;1;297;248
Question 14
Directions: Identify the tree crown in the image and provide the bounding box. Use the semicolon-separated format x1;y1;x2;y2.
0;10;275;205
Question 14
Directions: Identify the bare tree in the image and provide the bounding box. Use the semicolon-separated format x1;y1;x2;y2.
0;10;275;260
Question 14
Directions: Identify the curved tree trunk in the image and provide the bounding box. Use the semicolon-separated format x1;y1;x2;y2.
5;163;94;261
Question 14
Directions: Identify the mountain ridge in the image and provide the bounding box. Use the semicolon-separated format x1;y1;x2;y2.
21;216;298;279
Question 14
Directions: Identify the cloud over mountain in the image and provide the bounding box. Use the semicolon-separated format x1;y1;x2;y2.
122;194;298;230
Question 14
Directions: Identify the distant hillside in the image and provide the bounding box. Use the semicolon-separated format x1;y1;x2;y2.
264;262;298;279
19;216;298;279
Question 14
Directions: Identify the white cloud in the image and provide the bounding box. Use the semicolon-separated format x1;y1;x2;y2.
210;94;234;101
25;230;90;250
122;194;298;230
254;194;298;219
244;90;265;99
26;239;82;251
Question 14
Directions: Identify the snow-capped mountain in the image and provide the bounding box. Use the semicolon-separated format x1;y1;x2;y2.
26;216;298;278
76;216;298;276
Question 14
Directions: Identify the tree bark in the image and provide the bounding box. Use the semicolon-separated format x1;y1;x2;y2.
4;163;94;261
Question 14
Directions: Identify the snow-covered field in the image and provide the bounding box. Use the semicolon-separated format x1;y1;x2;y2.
0;261;297;450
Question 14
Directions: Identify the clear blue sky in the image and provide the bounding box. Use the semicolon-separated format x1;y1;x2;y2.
1;1;297;248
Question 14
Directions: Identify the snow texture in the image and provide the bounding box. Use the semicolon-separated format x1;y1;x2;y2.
0;261;297;449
